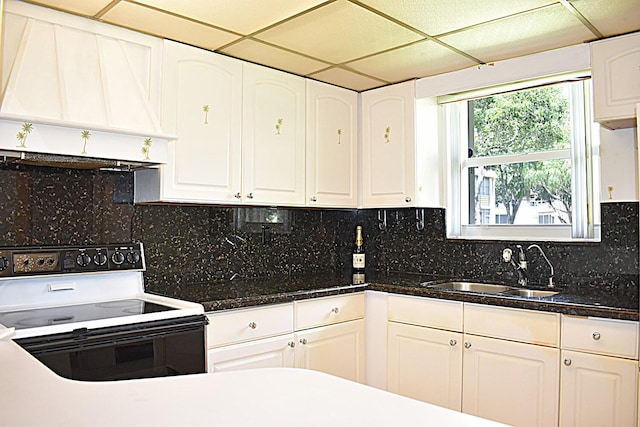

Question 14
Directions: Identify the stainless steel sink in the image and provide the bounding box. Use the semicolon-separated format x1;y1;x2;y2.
426;282;514;294
505;289;559;298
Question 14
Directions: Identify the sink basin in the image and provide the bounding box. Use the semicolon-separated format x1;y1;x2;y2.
426;282;514;294
505;289;559;298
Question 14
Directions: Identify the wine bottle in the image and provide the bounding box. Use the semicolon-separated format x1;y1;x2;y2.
352;225;365;284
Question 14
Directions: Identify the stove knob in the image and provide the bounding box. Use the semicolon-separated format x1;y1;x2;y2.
76;253;91;267
126;251;140;264
0;256;8;271
111;251;125;265
94;252;108;266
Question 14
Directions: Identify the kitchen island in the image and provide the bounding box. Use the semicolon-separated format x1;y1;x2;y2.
0;334;506;427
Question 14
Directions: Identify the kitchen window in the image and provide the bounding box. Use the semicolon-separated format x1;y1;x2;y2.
442;74;600;241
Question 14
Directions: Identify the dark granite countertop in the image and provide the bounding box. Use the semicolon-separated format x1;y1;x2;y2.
151;272;639;321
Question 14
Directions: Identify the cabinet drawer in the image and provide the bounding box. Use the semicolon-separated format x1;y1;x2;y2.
207;303;294;348
464;303;560;346
562;316;639;359
388;295;463;332
294;293;364;330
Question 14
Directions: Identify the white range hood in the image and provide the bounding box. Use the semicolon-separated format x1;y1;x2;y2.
0;0;173;168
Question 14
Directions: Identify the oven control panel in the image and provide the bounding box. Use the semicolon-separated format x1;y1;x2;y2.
0;243;145;278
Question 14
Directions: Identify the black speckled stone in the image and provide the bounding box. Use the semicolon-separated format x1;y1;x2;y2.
0;166;637;320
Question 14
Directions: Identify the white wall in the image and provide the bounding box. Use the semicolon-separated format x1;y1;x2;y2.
599;127;638;202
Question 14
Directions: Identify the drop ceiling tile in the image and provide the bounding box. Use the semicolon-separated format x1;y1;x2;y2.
24;0;112;16
101;2;240;50
220;40;328;76
347;40;478;83
133;0;328;35
359;0;555;36
255;0;423;64
569;0;640;37
310;67;386;91
439;5;595;64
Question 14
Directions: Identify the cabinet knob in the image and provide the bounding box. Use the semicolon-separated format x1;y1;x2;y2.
331;307;339;314
310;196;317;202
246;193;254;199
299;338;307;345
564;358;572;366
248;322;257;329
592;332;601;341
405;197;412;203
287;341;295;348
464;342;471;349
234;192;241;199
449;339;457;346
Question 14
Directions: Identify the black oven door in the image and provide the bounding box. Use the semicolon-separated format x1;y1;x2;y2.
15;315;207;381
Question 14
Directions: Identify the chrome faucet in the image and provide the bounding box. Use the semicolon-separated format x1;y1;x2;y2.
526;244;555;288
502;246;528;287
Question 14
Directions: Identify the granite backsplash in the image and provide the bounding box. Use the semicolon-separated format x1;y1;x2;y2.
0;165;637;301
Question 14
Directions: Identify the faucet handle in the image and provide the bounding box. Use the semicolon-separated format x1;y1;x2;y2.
502;248;512;263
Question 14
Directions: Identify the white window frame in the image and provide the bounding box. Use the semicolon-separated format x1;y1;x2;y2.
443;76;600;242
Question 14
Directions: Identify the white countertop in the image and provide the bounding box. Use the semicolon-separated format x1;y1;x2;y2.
0;335;506;427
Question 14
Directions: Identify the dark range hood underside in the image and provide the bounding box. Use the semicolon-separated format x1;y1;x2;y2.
0;151;158;171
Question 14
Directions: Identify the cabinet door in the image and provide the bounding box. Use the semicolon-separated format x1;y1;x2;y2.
387;322;462;411
242;63;305;206
591;32;640;129
361;81;416;207
305;80;357;207
462;334;559;427
559;350;638;427
295;319;365;383
159;41;242;203
208;334;295;373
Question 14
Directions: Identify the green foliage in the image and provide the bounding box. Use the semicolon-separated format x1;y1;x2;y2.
472;85;572;223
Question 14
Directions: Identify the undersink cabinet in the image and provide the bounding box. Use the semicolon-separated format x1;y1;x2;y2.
591;32;640;129
305;80;358;207
386;296;559;427
242;63;306;206
559;316;639;427
207;293;365;383
135;40;242;203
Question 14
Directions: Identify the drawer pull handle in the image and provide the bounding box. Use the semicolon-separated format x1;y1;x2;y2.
287;341;295;348
449;339;457;346
592;332;601;341
331;307;340;314
248;322;257;329
464;342;471;349
299;338;307;345
564;358;572;366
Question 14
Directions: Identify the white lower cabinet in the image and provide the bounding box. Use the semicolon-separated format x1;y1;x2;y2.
462;334;559;427
387;296;559;427
208;334;295;373
207;293;365;383
295;319;365;383
559;315;639;427
559;350;637;427
387;321;462;411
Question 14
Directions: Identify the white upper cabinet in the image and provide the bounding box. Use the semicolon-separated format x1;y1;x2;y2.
591;32;640;130
305;80;358;208
361;81;416;207
0;0;169;164
135;40;242;203
242;63;306;206
360;80;442;208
